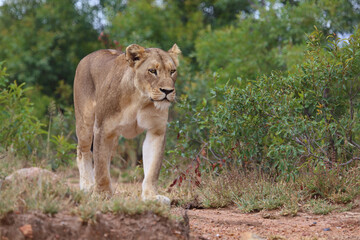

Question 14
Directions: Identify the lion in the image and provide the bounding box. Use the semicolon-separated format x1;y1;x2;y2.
73;43;181;204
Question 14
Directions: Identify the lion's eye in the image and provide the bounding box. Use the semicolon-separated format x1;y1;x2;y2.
170;69;176;75
148;69;157;75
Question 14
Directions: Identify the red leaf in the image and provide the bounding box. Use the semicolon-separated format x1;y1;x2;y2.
212;163;216;170
182;173;187;181
194;179;200;187
169;178;177;188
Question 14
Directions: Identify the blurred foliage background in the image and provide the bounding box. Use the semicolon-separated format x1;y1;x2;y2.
0;0;359;182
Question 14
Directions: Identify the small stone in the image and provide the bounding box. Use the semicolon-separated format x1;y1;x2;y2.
19;224;33;238
323;228;331;231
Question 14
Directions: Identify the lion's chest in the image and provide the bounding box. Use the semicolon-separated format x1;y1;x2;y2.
116;107;145;139
103;104;166;139
119;121;143;139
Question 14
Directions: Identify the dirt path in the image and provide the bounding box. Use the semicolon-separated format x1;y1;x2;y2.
172;206;360;240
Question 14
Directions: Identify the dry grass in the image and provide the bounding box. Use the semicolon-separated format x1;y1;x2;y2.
1;150;359;218
0;151;175;222
0;173;171;222
167;164;360;215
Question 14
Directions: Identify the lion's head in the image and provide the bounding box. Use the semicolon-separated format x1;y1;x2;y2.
125;44;181;110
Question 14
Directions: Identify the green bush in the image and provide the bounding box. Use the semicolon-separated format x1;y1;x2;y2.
168;28;360;179
0;64;44;159
49;134;76;170
0;64;76;169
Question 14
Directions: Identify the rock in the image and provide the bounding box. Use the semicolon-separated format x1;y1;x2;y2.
19;224;33;238
4;167;58;184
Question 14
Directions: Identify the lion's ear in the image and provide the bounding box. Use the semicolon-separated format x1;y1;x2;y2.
168;43;181;67
126;44;147;67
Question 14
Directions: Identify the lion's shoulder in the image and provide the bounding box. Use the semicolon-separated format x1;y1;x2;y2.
87;49;123;63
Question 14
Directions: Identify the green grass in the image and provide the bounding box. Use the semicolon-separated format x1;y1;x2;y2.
232;180;300;214
0;173;171;221
168;165;360;215
307;199;337;215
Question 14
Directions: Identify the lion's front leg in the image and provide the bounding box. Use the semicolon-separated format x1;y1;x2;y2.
93;128;116;197
141;129;170;205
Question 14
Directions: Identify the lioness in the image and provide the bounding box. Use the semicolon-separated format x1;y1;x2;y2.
74;44;181;204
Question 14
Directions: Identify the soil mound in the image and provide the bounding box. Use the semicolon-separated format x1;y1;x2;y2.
0;211;189;240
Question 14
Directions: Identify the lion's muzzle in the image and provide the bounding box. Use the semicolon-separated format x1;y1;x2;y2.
159;88;174;95
150;87;176;103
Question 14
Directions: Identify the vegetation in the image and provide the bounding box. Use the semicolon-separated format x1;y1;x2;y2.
0;0;359;216
0;170;170;220
169;28;360;178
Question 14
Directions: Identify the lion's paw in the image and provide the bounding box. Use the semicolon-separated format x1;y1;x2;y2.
142;194;171;206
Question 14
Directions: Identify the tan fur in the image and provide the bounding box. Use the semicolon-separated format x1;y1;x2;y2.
74;44;181;203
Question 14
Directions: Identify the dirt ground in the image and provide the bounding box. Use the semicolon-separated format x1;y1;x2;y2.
1;170;359;240
172;205;360;240
1;207;359;240
0;211;189;240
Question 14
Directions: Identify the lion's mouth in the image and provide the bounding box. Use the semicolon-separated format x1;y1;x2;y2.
150;97;170;102
152;98;172;110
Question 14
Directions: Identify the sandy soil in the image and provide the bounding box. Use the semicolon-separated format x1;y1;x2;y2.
172;205;360;240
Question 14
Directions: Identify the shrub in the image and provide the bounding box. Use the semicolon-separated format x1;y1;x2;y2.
0;63;76;169
49;134;76;170
168;28;360;179
0;64;44;159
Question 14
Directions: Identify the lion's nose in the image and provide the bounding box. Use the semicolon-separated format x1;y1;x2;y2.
160;88;174;95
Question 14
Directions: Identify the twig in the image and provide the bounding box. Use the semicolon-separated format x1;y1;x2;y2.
208;147;222;160
350;140;360;150
340;157;360;166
